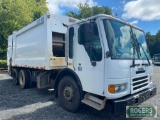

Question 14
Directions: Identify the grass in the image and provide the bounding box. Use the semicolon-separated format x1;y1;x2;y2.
0;60;7;69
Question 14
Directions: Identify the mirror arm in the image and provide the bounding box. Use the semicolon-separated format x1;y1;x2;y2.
91;61;96;66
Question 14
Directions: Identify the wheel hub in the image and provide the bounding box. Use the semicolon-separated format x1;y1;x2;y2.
63;86;73;101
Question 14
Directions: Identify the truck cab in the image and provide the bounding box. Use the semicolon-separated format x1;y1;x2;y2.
66;14;156;113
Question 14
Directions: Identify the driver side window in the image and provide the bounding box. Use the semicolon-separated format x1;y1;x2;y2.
78;22;102;61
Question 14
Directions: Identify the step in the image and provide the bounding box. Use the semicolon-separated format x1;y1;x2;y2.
81;93;107;110
87;95;103;104
81;99;102;110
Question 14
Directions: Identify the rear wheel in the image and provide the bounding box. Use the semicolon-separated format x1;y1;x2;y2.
19;70;30;89
58;76;81;112
12;69;19;85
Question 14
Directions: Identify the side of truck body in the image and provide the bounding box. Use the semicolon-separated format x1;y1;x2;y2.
7;13;156;114
7;14;74;70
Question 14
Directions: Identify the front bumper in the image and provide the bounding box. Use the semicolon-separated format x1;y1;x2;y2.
106;85;157;115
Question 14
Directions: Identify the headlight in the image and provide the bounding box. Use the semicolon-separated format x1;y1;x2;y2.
108;83;127;94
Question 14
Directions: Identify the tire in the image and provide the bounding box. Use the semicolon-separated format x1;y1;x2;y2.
58;76;81;112
12;69;19;85
19;70;30;89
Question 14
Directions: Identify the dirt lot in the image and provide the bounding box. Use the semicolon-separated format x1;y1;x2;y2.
0;67;159;120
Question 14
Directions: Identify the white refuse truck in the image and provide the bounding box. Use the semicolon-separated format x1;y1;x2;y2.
7;13;156;114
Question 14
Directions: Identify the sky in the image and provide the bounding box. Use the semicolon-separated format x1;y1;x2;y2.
47;0;160;35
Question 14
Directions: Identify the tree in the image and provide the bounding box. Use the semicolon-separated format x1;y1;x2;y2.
0;0;48;59
146;32;155;57
154;30;160;54
66;3;112;19
146;30;160;57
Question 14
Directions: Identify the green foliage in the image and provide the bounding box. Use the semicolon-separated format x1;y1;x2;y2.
0;0;48;58
0;60;7;69
66;3;112;19
146;30;160;57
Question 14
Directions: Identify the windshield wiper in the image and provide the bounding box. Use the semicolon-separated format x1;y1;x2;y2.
139;43;151;66
130;28;141;67
132;32;150;66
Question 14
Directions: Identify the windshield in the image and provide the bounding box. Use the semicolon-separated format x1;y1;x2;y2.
103;19;150;59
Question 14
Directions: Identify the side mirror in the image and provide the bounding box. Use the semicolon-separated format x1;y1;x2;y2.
84;23;94;42
84;22;96;66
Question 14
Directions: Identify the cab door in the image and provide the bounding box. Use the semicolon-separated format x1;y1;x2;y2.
73;21;105;96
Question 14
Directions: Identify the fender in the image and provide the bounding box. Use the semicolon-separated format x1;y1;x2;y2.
54;68;83;99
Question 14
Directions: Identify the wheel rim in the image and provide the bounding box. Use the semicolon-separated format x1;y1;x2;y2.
63;86;73;101
19;73;24;86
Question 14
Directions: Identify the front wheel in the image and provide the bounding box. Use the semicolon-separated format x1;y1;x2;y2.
58;76;81;112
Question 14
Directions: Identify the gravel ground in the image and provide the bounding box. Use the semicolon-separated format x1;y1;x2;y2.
0;67;159;120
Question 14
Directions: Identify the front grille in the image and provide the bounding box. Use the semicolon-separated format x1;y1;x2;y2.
136;70;145;74
132;76;148;91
